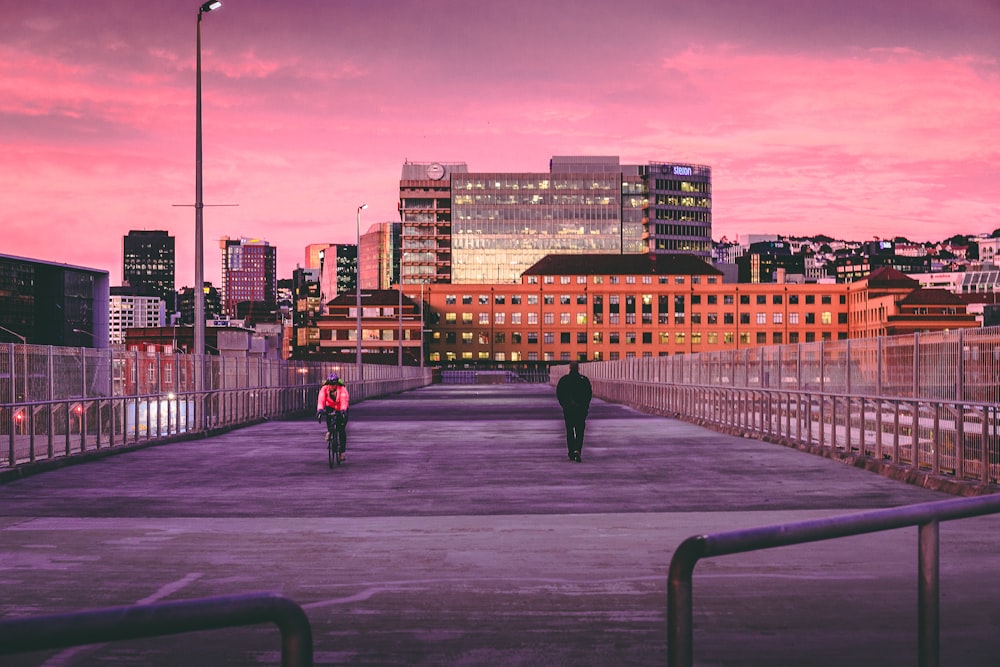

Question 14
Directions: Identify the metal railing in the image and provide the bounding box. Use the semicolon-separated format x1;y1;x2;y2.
1;344;433;471
667;493;1000;667
552;328;1000;490
0;592;312;666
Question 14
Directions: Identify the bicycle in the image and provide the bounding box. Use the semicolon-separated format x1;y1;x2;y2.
324;409;346;468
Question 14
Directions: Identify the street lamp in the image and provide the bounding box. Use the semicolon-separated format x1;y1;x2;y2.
195;0;222;375
356;203;367;382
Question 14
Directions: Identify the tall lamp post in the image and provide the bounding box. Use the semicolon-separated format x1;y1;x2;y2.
195;0;222;376
356;203;367;382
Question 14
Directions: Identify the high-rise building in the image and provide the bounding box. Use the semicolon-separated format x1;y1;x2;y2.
109;286;165;344
220;237;277;318
122;230;175;312
304;243;335;271
359;221;401;290
318;244;357;308
398;156;711;286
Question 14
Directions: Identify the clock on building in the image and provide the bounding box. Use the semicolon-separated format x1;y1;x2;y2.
426;163;445;180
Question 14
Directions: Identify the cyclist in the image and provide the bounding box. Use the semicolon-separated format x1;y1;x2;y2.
316;373;350;461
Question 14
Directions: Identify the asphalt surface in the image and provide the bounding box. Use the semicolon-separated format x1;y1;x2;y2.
1;383;999;666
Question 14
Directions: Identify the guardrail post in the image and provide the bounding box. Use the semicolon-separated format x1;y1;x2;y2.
918;520;940;667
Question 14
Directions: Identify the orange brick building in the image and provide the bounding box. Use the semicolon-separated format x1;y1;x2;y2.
420;254;978;364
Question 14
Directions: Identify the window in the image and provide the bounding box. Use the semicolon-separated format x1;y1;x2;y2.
560;276;570;284
577;276;587;284
527;295;538;305
446;294;456;304
511;332;522;344
494;294;505;304
543;313;554;324
544;332;554;344
756;295;766;305
789;295;799;305
625;332;636;344
577;294;587;305
821;312;832;325
544;276;554;284
560;312;571;324
528;312;538;324
511;295;522;305
642;332;652;344
724;295;734;305
592;331;603;343
462;312;473;323
577;313;587;325
577;332;587;343
740;332;750;344
560;332;570;343
511;313;522;324
773;295;782;305
805;313;815;324
707;312;717;325
461;332;473;344
805;295;815;304
462;295;472;305
789;312;799;325
822;295;832;305
740;295;750;305
707;295;717;305
838;313;848;324
773;312;782;324
544;295;555;305
610;276;620;284
724;313;734;325
494;332;505;343
772;332;783;344
757;332;767;344
741;313;750;325
494;312;505;324
609;331;620;344
789;332;799;343
675;332;685;344
446;312;457;323
479;313;489;324
756;312;766;325
528;332;538;344
560;295;571;305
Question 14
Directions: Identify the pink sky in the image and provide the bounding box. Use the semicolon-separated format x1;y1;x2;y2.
1;0;998;288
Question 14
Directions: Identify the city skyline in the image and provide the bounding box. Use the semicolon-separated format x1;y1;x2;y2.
2;0;998;287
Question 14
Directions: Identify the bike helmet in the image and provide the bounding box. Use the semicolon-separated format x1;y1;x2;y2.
327;373;339;384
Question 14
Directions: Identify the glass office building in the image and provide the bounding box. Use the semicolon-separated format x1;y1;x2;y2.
399;156;711;285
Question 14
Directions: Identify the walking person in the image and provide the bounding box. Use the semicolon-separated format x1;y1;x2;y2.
556;362;592;462
316;373;350;461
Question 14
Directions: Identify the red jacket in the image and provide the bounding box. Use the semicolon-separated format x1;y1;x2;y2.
316;383;350;412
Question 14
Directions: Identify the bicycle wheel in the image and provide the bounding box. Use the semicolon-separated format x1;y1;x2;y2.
327;431;336;468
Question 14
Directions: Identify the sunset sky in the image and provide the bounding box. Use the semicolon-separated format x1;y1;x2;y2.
2;0;998;287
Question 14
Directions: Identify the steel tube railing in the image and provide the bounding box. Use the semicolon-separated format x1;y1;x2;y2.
667;494;1000;667
0;592;313;666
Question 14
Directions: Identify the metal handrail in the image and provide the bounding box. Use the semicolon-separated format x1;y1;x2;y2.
0;592;313;666
667;493;1000;667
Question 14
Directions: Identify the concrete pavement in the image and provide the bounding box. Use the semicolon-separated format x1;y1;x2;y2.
1;383;998;666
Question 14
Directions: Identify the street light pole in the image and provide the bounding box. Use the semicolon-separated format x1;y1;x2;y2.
195;0;221;381
398;285;403;368
356;203;367;382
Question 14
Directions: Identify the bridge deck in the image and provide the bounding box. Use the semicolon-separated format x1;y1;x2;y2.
1;384;997;666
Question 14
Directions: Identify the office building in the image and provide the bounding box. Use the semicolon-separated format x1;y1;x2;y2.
122;230;175;312
177;283;222;326
220;237;277;318
359;222;401;290
109;286;165;344
398;156;712;286
0;253;109;347
318;244;357;308
419;253;977;364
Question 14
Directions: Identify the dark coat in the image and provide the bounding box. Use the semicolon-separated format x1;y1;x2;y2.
556;370;593;416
